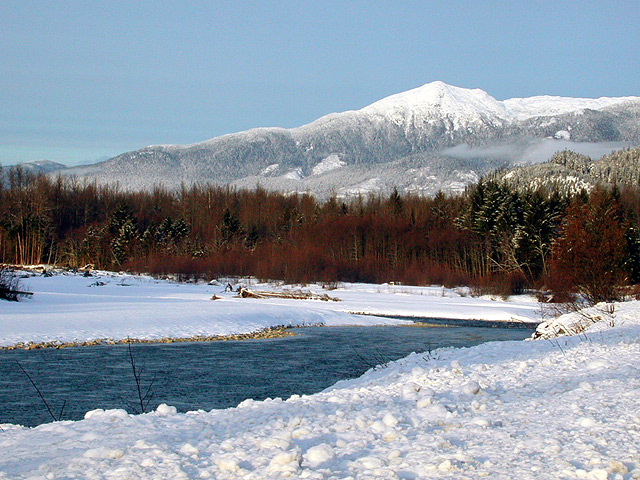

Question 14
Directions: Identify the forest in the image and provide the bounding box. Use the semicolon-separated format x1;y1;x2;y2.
1;163;639;304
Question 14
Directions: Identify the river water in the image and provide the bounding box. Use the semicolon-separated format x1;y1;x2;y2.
0;323;534;427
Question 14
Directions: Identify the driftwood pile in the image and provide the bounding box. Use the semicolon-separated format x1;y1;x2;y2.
236;287;340;302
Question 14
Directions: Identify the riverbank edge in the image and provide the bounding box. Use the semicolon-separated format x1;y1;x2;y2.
352;312;540;329
0;326;297;351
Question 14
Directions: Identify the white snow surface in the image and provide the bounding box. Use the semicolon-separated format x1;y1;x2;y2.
3;272;640;479
0;272;539;347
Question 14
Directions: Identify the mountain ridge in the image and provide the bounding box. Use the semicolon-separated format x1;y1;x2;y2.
56;82;640;197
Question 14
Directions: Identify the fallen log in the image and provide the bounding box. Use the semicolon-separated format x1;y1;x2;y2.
236;287;340;302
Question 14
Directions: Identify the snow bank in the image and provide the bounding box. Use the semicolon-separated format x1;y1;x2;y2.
533;302;620;339
1;297;640;479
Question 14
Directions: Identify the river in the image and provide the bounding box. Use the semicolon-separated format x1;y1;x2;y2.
0;322;534;427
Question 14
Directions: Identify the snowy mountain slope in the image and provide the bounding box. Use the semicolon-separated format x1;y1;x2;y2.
491;145;640;194
503;93;639;120
61;82;640;196
232;153;498;198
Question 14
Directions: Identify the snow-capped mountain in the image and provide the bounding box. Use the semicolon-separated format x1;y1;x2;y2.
62;82;640;197
359;81;636;126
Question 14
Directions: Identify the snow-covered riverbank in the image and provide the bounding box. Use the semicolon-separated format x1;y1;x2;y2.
1;297;639;478
2;270;639;479
0;270;540;348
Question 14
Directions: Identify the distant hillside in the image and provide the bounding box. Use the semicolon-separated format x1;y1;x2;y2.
5;160;68;175
490;146;640;193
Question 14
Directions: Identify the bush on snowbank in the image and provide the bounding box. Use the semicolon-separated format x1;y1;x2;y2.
533;302;617;339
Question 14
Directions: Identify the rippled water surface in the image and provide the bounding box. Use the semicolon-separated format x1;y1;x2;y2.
0;322;534;427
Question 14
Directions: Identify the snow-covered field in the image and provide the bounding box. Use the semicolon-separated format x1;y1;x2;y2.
0;270;540;348
2;270;640;479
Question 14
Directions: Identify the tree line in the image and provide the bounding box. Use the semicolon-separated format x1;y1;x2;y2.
1;165;639;302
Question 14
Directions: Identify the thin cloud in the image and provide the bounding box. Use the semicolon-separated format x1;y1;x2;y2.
442;139;634;164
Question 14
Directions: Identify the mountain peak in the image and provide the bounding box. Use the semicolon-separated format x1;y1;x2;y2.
360;81;640;126
365;81;494;107
361;81;510;127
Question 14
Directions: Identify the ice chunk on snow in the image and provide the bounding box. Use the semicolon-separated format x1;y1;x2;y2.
402;382;422;400
382;413;399;427
590;469;609;480
463;380;481;395
292;427;311;439
382;430;398;442
268;450;301;474
578;417;597;428
579;382;594;392
260;432;291;450
370;420;387;434
471;417;490;427
179;443;199;457
416;388;436;408
84;408;129;421
83;447;124;459
608;460;628;474
216;455;242;473
84;409;105;419
155;404;177;416
304;443;335;468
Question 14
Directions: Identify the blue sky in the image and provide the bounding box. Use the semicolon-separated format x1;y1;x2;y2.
2;0;639;166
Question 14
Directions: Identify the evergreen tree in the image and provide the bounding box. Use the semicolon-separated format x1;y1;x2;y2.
549;188;629;303
220;208;242;244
